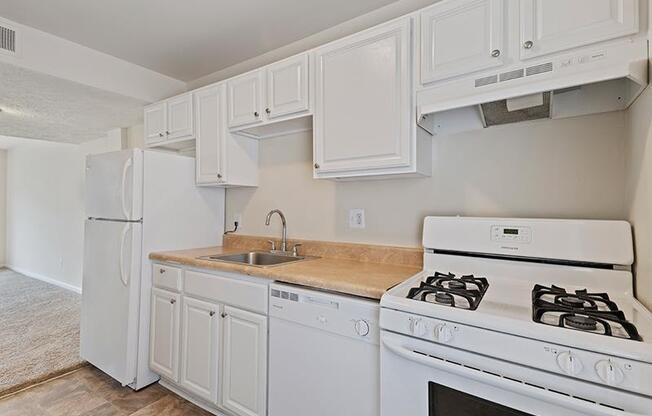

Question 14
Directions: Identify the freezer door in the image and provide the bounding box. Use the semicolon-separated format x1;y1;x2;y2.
81;219;143;386
85;149;143;221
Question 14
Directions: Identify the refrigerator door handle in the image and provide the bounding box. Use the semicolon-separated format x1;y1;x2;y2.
119;224;131;286
121;157;133;220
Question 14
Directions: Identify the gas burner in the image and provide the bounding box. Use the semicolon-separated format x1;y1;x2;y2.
406;272;489;310
532;284;642;341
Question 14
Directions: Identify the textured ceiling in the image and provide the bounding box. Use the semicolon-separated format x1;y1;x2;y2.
0;62;145;144
0;0;399;81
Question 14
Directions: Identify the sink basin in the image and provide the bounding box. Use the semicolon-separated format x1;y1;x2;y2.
199;251;312;267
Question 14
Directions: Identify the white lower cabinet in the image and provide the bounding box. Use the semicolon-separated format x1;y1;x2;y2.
150;288;181;382
150;264;268;416
180;296;220;403
221;306;268;416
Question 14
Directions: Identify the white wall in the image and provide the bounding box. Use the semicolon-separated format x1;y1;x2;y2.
226;111;627;248
0;150;6;265
5;133;122;292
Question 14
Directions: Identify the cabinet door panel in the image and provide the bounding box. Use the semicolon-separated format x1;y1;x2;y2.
228;72;263;128
421;0;505;83
149;288;180;382
520;0;639;60
144;102;166;144
314;18;413;174
265;54;309;119
195;85;225;185
167;93;194;140
180;297;219;403
221;306;267;416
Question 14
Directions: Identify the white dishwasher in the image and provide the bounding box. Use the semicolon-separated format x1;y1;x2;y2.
268;283;380;416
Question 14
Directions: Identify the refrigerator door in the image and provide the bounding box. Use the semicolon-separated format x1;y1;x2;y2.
85;149;143;221
81;218;143;386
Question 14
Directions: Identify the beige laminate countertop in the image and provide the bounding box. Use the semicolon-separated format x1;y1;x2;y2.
149;246;420;300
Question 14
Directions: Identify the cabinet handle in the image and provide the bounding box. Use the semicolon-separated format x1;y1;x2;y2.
523;40;534;49
158;133;164;137
254;111;259;117
170;299;176;305
221;312;228;318
217;173;222;179
491;49;501;58
209;311;215;317
314;163;320;169
159;269;166;274
265;108;271;115
166;131;170;135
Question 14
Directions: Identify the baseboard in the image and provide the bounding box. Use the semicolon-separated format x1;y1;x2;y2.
6;265;82;294
158;380;227;416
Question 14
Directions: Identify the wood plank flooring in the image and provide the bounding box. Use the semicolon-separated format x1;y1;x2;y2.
0;365;213;416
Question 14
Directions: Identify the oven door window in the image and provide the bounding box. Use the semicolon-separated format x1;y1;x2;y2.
429;382;534;416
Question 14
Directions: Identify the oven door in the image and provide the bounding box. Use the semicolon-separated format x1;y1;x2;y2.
381;331;652;416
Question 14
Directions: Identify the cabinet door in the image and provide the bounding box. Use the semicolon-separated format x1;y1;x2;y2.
144;102;167;144
420;0;505;84
167;93;194;140
227;71;264;128
221;306;267;416
149;288;180;382
265;54;309;119
520;0;639;60
195;85;226;185
314;18;413;174
180;297;220;403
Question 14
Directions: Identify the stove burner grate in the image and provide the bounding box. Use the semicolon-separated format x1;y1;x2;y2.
406;272;489;310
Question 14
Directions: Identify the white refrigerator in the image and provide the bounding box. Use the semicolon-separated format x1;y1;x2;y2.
80;149;224;390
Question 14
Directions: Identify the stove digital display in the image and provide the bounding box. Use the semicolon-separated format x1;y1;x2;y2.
503;228;519;235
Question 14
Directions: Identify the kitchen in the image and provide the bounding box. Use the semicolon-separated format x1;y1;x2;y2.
0;0;651;415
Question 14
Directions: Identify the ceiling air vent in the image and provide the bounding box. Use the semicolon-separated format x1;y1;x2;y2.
526;62;553;76
0;23;17;55
499;69;524;82
475;74;498;88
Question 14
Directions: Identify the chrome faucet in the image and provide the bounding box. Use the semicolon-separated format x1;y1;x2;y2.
265;209;287;252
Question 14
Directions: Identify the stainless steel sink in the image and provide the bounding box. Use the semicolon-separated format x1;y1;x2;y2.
198;251;313;267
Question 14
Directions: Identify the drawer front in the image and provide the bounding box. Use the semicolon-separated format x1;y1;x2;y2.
185;270;267;314
153;264;183;292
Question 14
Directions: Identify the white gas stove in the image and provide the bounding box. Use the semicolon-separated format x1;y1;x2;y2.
380;217;652;416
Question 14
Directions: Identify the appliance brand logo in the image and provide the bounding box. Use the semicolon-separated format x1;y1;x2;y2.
500;246;519;251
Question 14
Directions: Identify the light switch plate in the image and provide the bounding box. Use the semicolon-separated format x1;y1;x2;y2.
349;209;365;229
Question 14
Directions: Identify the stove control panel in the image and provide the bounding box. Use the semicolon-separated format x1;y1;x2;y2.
380;308;652;395
491;225;531;244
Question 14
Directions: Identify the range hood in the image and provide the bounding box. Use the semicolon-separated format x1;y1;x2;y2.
417;39;649;136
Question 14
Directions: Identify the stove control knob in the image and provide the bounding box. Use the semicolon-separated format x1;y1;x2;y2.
410;318;427;337
595;360;624;386
435;324;454;343
557;351;583;376
354;319;370;337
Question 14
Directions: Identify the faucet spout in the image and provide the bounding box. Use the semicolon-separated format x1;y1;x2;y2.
265;209;287;252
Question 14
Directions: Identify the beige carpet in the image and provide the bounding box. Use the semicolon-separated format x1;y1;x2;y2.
0;268;86;398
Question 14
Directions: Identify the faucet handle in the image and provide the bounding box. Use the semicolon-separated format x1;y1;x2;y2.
267;240;276;251
292;243;303;257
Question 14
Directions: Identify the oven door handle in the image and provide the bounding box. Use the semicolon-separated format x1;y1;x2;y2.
382;338;649;416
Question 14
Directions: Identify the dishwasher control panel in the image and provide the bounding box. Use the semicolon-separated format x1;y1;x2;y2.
269;283;380;345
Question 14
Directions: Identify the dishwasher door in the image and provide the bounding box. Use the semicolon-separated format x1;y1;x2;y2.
268;283;380;416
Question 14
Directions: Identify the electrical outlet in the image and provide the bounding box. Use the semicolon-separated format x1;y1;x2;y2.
349;209;366;229
233;213;242;224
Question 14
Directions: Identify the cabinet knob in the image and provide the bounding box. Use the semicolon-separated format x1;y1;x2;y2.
166;131;170;135
491;49;501;57
254;111;259;117
265;108;271;115
217;173;222;179
314;163;320;169
221;312;228;318
158;133;164;137
523;40;534;49
209;311;215;317
170;299;176;305
159;269;165;274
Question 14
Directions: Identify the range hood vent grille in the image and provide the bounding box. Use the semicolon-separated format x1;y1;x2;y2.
480;92;551;127
526;62;553;76
0;24;16;55
499;69;524;82
475;75;498;87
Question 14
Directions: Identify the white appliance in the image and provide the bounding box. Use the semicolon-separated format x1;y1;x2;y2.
80;149;224;390
268;283;380;416
380;217;652;416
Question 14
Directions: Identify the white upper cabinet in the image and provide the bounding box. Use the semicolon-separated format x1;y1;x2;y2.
265;54;310;119
144;93;194;146
221;306;267;416
180;296;220;403
227;72;264;128
420;0;506;84
167;93;194;140
314;17;430;178
144;102;167;144
519;0;639;60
